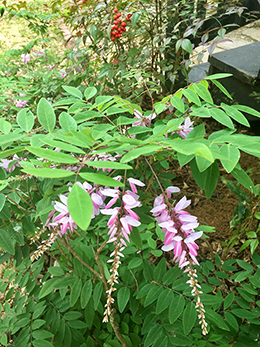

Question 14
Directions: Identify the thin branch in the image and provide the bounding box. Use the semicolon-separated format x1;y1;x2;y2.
55;239;74;266
58;238;102;280
15;190;35;210
110;308;128;347
6;196;31;213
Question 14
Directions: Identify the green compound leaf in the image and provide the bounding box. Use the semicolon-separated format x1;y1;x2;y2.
169;295;185;324
38;278;59;299
117;287;130;313
0;229;15;255
210;108;234;128
79;172;124;187
170;96;185;113
80;279;92;309
221;103;250;127
37;98;56;133
183;88;201;106
204;73;232;80
84;161;132;170
183;301;197;335
93;281;103;310
231;164;255;194
22;168;75;178
220;144;240;173
17;108;34;132
193;83;213;104
190;159;219;198
0;194;6;212
84;86;97;100
62;86;83;99
26;147;79;165
156;289;174;314
70;278;82;307
59;112;77;132
121;145;162;163
41;138;85;154
67;184;93;231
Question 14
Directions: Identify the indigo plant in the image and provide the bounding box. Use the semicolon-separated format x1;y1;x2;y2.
0;73;259;347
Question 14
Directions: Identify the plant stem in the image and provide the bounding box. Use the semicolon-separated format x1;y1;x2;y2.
58;238;102;280
110;308;128;347
55;239;74;266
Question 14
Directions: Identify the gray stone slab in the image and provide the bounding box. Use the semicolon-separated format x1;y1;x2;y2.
188;62;211;83
209;41;260;84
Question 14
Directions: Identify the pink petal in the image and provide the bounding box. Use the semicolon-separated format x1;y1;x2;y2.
184;231;203;243
91;193;103;206
174;196;191;212
124;215;140;227
151;204;166;214
162;243;174;251
128;178;145;187
105;196;119;209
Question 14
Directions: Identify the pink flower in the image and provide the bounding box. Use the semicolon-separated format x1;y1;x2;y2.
52;194;77;235
15;93;28;108
0;154;23;172
133;110;156;127
58;70;67;79
151;186;202;268
21;53;30;64
128;178;145;194
176;117;194;139
101;178;144;245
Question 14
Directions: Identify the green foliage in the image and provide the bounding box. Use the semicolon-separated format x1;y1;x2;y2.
0;1;259;346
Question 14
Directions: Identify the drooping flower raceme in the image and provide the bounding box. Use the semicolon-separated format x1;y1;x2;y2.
100;177;144;322
151;186;208;335
151;186;201;268
21;53;30;64
52;194;78;236
14;93;29;108
0;154;23;173
176;117;193;139
45;181;106;236
133;109;156;127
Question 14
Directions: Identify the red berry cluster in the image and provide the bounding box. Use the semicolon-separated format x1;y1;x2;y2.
110;8;132;40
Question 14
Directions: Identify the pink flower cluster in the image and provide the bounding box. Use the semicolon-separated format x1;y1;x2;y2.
15;93;28;108
101;177;145;322
176;117;193;139
0;154;23;173
88;152;121;172
49;181;106;235
21;53;30;65
51;195;78;235
151;186;202;268
100;177;144;245
133;109;156;127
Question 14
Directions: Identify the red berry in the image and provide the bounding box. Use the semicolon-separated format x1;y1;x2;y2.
122;27;126;31
121;22;127;26
117;13;121;17
114;20;118;25
114;25;118;29
118;34;121;38
114;8;118;13
118;18;122;22
112;37;115;40
114;15;117;19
